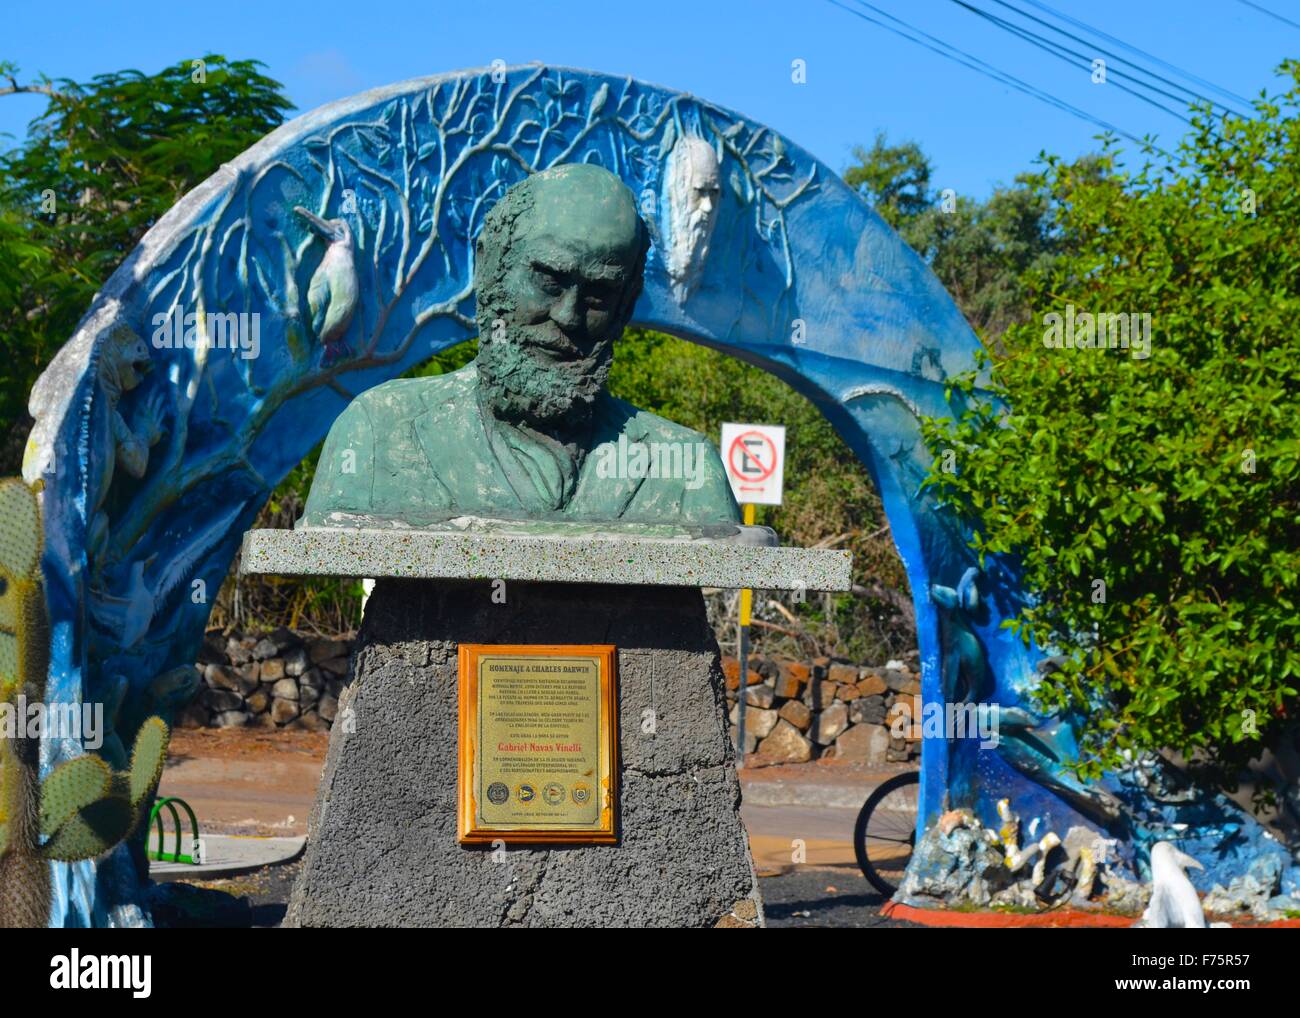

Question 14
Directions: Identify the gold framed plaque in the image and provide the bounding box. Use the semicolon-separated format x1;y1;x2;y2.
458;644;617;844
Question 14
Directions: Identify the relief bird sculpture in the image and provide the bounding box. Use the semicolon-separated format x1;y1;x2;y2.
1134;841;1208;928
294;206;359;366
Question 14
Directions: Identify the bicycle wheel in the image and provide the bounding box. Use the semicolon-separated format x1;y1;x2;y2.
853;771;920;896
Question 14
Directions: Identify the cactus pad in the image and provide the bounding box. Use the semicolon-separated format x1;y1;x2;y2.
39;755;112;837
41;796;134;862
0;479;41;582
128;717;169;806
0;481;47;693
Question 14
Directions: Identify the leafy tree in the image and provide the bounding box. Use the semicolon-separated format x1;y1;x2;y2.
608;329;914;661
921;66;1300;787
0;55;292;469
903;181;1060;338
844;131;932;229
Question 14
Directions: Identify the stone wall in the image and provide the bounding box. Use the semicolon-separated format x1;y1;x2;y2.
178;628;354;730
724;653;922;766
182;630;921;767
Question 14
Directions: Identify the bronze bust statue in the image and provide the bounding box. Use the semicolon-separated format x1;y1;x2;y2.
303;163;741;530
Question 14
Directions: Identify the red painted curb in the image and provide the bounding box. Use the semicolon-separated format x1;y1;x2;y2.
881;901;1300;928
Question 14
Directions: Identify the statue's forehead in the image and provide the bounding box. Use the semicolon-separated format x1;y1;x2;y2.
516;172;641;267
670;137;719;184
687;154;720;185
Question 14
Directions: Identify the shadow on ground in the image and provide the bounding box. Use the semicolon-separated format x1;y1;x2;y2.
760;864;919;928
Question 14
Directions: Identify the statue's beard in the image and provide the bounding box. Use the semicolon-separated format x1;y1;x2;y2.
668;204;716;293
476;322;612;435
681;207;714;257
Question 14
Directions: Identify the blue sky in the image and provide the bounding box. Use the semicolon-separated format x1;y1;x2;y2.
0;0;1294;199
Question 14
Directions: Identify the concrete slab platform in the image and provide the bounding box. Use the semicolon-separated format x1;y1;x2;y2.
149;834;306;879
241;524;851;591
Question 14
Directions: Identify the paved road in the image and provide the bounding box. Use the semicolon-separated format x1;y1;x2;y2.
740;803;919;927
742;802;861;869
159;729;918;927
760;865;918;928
175;858;916;928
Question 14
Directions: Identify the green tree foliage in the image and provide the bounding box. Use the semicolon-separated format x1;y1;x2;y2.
844;131;932;229
903;182;1060;338
0;55;291;466
920;66;1300;784
608;329;913;661
0;203;50;462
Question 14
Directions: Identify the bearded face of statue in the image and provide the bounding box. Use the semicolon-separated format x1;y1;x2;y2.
474;164;648;434
665;135;721;303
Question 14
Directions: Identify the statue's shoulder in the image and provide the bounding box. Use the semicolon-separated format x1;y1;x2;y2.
602;393;715;448
593;393;740;523
347;363;478;418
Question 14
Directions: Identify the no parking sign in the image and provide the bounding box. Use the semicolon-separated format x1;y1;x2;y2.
720;422;786;506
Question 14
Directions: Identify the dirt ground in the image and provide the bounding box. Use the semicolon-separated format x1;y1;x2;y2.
161;726;906;845
160;727;329;836
158;726;910;926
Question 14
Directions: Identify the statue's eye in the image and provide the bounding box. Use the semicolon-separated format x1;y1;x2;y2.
532;264;566;295
584;286;618;310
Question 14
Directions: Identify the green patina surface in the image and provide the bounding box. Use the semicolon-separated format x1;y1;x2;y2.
303;163;741;529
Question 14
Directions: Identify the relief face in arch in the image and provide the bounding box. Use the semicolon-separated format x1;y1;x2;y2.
663;134;722;304
302;163;741;530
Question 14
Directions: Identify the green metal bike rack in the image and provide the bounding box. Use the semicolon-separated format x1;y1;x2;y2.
147;796;202;865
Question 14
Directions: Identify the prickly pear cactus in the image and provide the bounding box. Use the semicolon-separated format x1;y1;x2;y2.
127;716;168;807
0;478;172;925
40;716;170;862
38;754;112;836
0;478;53;926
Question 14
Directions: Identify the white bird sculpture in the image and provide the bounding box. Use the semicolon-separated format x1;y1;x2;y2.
294;206;358;366
1135;841;1207;928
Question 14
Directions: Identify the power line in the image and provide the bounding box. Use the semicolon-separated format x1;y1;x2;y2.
947;0;1195;124
1236;0;1300;32
1022;0;1253;108
826;0;1166;154
988;0;1252;117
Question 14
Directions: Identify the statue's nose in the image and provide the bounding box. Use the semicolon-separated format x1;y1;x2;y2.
550;287;583;332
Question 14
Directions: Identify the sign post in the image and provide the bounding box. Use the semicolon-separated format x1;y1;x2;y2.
720;423;786;766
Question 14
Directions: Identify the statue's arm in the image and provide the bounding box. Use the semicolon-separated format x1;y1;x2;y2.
304;400;376;520
682;445;742;524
